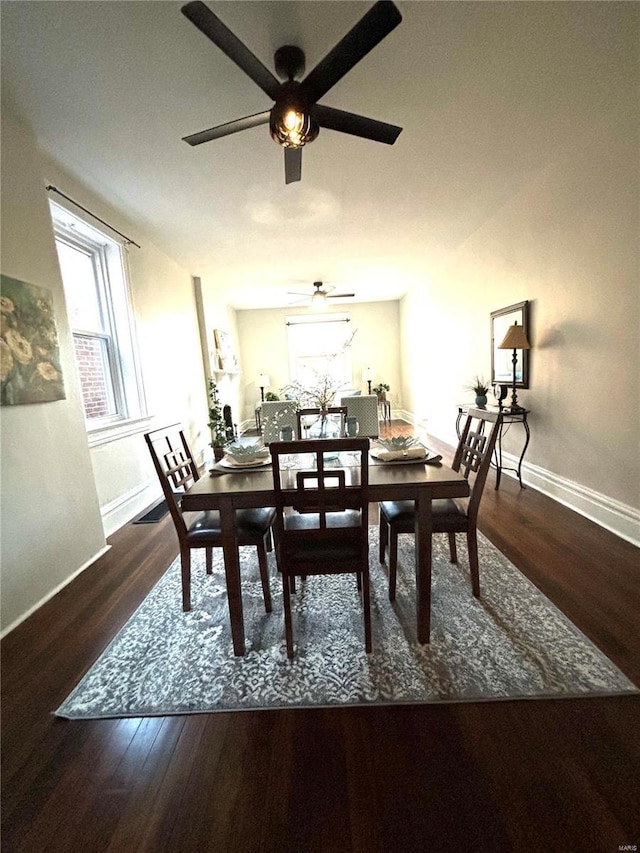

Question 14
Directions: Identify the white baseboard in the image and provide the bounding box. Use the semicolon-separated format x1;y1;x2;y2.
502;452;640;547
401;411;640;547
101;478;160;538
0;544;112;639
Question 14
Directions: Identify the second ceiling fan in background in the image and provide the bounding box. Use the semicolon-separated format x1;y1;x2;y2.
288;282;355;309
181;0;403;184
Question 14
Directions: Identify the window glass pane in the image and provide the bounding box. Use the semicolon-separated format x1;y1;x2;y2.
287;317;352;386
72;334;117;419
55;240;103;331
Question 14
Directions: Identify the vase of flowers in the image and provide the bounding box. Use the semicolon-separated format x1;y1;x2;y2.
280;332;356;437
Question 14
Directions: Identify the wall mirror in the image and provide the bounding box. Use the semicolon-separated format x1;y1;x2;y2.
490;301;530;389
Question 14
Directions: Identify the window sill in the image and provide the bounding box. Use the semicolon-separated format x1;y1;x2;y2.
87;415;153;448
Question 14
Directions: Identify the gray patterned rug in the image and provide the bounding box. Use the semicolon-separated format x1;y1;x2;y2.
56;529;637;718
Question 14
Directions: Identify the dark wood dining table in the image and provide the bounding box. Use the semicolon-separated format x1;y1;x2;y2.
180;453;470;656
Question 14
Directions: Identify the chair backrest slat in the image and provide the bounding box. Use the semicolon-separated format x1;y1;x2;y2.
270;437;369;539
144;425;200;538
452;408;502;521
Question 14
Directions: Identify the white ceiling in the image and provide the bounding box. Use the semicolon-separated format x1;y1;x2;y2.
1;1;628;308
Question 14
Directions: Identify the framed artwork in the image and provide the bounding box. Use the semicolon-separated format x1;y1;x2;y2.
212;328;238;371
490;300;530;389
1;274;66;405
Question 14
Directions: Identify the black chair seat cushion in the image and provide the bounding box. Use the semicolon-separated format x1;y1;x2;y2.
380;498;468;531
284;509;361;531
280;509;363;570
185;507;275;544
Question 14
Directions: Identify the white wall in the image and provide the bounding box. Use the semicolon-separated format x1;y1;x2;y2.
1;110;210;633
400;67;639;518
235;301;402;426
0;112;106;633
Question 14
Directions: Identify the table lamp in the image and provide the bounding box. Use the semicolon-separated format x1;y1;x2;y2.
498;322;530;412
362;367;374;395
258;373;270;402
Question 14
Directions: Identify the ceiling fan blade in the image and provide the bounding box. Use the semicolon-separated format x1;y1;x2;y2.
181;1;281;100
300;1;402;104
183;111;270;146
327;293;356;299
311;105;402;145
284;147;302;184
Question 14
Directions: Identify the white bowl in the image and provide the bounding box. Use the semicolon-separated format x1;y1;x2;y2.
224;441;265;464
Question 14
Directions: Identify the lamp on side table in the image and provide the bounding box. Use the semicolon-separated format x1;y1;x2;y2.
497;322;530;412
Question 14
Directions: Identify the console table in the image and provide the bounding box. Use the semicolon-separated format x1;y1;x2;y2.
378;398;391;423
456;405;530;489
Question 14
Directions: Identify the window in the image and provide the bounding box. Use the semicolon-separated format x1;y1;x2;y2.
286;314;353;387
51;202;146;439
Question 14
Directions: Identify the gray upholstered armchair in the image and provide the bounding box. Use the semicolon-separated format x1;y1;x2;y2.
339;394;380;438
260;400;298;443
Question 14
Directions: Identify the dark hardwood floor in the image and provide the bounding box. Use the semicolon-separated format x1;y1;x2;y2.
2;422;639;852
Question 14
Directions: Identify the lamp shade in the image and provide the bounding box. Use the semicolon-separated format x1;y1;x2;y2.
258;373;270;388
498;322;530;350
362;367;375;381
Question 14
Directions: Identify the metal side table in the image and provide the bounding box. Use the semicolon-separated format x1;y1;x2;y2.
456;405;530;489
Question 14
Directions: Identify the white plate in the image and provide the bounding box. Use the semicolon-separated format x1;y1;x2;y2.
218;455;272;470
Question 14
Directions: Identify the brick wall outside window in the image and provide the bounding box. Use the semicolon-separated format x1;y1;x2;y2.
73;335;111;419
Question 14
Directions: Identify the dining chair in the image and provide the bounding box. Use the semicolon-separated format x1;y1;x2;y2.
144;424;274;614
296;406;348;439
378;408;503;601
269;437;371;659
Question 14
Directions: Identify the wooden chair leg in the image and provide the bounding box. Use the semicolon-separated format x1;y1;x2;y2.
256;542;272;613
356;571;362;592
205;546;213;575
265;528;273;553
448;532;458;564
379;515;388;563
362;569;372;653
282;572;294;659
289;575;296;593
180;546;191;612
467;526;481;597
388;527;398;601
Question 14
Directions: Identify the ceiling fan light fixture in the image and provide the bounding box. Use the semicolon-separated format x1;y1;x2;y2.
311;288;327;311
269;103;319;148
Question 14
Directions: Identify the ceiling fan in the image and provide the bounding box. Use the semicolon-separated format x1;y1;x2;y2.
288;282;356;309
180;0;403;184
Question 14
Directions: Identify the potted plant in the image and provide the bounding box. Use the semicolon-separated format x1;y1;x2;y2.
372;381;390;402
467;375;490;408
208;379;228;460
264;391;280;401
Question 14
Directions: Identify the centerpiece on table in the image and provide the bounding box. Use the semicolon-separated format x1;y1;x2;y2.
280;332;356;438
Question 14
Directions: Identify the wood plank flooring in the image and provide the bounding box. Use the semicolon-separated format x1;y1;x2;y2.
2;422;639;852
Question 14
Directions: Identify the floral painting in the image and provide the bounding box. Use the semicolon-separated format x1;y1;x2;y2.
1;274;66;405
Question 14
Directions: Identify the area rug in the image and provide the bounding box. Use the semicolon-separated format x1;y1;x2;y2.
56;529;637;718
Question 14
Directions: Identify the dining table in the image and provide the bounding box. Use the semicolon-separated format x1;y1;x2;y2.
180;449;470;656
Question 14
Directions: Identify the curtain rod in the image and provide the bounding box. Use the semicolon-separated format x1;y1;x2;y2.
46;185;141;248
286;317;350;326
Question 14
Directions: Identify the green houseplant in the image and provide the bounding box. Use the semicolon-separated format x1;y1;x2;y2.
372;381;390;402
208;379;228;460
466;375;490;407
